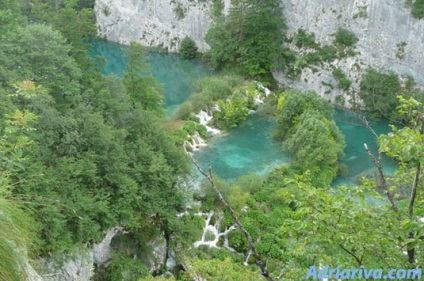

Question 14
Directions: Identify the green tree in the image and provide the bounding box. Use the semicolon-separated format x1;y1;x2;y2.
0;85;38;281
274;90;344;186
379;96;424;265
0;24;82;109
284;110;345;186
278;177;405;280
179;36;198;59
214;93;249;129
205;0;285;77
412;0;424;18
123;42;164;111
359;69;401;119
274;90;334;141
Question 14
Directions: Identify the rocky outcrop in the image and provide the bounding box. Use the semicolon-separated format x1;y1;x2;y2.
275;0;424;106
94;0;424;104
145;232;168;273
94;0;213;52
40;227;123;281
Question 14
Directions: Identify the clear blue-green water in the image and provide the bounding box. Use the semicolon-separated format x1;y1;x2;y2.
193;114;291;181
332;108;397;186
90;40;213;114
91;40;398;185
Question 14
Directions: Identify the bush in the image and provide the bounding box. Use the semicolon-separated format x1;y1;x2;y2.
332;68;351;90
294;29;318;49
174;4;185;20
173;100;193;120
179;36;198;59
104;253;150;281
359;69;400;119
318;45;339;62
334;27;358;47
193;75;239;100
213;97;249;130
183;120;208;138
412;0;424;18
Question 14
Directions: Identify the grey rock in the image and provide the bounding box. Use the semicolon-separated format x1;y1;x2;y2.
94;0;214;52
278;0;424;105
94;0;424;105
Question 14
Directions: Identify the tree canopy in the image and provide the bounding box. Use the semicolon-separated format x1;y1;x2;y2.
205;0;286;77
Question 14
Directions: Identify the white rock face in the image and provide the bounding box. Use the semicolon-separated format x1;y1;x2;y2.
276;0;424;105
41;227;123;281
94;0;424;102
94;0;213;52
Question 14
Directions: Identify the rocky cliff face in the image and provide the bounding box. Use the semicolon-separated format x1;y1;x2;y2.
94;0;214;52
94;0;424;104
276;0;424;106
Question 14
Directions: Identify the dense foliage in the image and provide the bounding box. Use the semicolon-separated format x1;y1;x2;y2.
123;42;164;111
0;104;38;281
334;27;358;47
359;68;401;119
205;0;286;77
179;36;198;59
412;0;424;18
286;28;357;80
2;1;424;280
274;90;345;186
332;68;351;90
0;1;190;279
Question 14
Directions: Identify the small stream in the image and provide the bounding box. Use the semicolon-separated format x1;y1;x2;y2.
91;40;398;186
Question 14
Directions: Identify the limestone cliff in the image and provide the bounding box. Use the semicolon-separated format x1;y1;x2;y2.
276;0;424;106
94;0;213;52
94;0;424;104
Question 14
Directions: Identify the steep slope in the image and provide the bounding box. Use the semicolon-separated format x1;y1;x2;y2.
94;0;214;52
94;0;424;104
275;0;424;105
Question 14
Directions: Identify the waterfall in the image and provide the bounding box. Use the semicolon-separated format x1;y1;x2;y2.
192;211;237;251
253;81;273;106
195;110;221;135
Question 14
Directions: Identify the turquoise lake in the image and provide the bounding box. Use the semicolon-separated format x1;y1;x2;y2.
91;40;398;185
91;40;213;114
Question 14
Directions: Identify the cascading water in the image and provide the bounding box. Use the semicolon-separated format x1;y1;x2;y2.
91;40;398;185
195;110;221;135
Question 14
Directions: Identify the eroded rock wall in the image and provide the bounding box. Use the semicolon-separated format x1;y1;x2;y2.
94;0;213;52
277;0;424;106
94;0;424;105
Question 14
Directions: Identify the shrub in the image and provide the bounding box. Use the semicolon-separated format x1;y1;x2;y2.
193;75;235;100
359;69;400;119
211;0;224;19
173;100;193;120
174;4;185;20
179;36;198;59
412;0;424;18
332;68;351;90
318;45;339;62
294;29;318;49
334;27;358;47
213;97;249;129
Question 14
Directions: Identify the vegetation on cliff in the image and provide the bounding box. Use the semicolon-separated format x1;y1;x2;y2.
1;0;424;280
1;1;190;279
205;0;288;78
